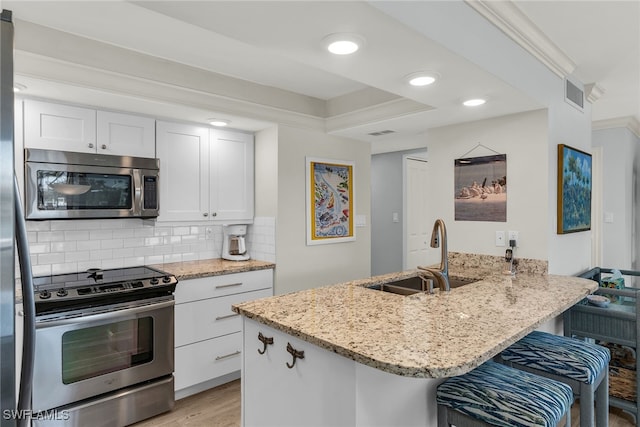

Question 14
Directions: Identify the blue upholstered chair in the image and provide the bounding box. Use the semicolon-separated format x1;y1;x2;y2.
436;360;573;427
500;330;611;427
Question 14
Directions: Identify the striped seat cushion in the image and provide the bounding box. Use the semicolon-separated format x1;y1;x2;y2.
437;361;573;427
501;331;611;384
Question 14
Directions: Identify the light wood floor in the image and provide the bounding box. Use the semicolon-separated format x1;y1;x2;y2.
133;379;636;427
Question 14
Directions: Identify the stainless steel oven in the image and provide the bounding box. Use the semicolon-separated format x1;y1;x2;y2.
30;267;177;427
24;148;159;220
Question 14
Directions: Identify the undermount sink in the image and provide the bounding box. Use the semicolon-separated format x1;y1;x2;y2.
367;275;479;295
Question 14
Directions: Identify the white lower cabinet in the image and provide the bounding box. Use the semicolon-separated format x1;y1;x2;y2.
242;318;444;427
242;318;356;427
174;331;243;391
174;269;273;399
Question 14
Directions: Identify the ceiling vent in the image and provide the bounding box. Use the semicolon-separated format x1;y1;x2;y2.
565;78;584;111
368;129;396;136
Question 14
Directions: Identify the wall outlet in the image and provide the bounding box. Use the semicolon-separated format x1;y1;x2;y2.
508;230;519;246
205;227;214;240
495;231;505;247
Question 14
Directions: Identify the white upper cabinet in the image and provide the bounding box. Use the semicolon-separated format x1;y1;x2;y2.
156;121;210;222
156;121;254;222
96;110;155;158
210;129;254;221
24;99;155;158
24;99;96;154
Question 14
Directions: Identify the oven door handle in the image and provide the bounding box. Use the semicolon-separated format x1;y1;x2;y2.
36;298;174;328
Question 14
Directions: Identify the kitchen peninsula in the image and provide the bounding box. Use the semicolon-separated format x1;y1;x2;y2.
233;263;597;427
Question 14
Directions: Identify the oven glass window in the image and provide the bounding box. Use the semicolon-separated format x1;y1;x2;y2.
37;171;132;211
61;317;153;384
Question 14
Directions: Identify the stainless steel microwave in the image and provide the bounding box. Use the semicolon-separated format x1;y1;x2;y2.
25;148;159;219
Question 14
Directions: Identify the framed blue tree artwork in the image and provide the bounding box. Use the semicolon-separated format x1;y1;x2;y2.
557;144;592;234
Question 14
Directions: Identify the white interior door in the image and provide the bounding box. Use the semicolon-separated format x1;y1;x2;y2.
405;157;429;269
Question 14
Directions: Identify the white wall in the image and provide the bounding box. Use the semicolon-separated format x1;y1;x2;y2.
592;126;640;270
420;110;549;265
374;1;594;275
274;125;371;295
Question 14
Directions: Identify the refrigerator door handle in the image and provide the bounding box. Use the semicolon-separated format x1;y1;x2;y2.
14;174;35;427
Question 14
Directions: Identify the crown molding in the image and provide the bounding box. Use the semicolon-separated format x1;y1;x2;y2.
592;116;640;138
584;83;605;104
465;0;576;78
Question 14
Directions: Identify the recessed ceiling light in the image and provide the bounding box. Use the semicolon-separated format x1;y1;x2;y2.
406;72;438;87
13;83;26;92
323;33;365;55
208;118;230;127
463;98;486;107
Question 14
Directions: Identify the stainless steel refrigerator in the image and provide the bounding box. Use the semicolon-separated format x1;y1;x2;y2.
0;9;35;427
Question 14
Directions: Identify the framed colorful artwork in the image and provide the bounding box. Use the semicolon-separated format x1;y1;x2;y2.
557;144;592;234
306;157;355;245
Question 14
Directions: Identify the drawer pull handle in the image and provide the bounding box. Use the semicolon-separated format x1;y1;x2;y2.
258;332;274;355
286;342;305;369
215;282;243;289
215;313;240;321
215;350;241;361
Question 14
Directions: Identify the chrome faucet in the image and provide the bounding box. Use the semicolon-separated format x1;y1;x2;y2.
417;219;450;292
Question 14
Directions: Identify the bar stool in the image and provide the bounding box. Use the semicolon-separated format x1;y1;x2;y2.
500;330;611;427
437;360;573;427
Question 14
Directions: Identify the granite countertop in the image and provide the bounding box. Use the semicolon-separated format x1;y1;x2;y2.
233;268;597;379
149;258;275;281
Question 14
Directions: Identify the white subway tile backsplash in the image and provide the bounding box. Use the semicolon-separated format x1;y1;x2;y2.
144;255;164;265
29;243;50;254
90;249;113;261
51;241;77;252
101;239;124;250
90;230;113;240
52;262;79;275
27;217;276;275
38;252;65;265
65;251;91;263
37;231;65;242
77;240;101;251
26;221;51;232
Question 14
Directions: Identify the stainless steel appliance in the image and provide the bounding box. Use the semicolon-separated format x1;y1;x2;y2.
24;148;159;220
31;266;178;426
222;224;250;261
1;9;36;427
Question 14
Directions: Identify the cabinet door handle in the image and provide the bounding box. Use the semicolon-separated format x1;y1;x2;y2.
215;282;243;289
258;332;274;355
215;313;240;321
211;212;217;217
286;342;305;369
88;143;94;149
203;213;209;217
215;350;241;361
100;144;107;149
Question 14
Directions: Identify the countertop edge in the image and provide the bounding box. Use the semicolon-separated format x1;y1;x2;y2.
234;274;597;378
149;259;275;281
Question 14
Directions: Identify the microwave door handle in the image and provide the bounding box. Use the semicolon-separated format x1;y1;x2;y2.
132;169;142;216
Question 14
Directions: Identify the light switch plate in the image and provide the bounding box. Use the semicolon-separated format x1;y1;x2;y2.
355;215;367;227
495;231;505;247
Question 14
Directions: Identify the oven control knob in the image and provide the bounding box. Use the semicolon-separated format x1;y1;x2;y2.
56;288;68;297
39;290;51;299
150;278;159;285
162;276;172;283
